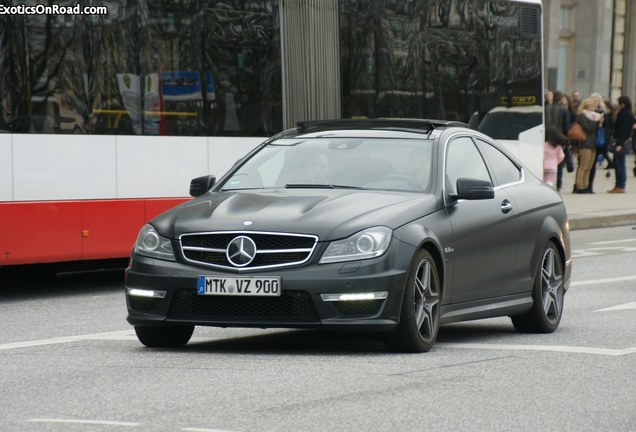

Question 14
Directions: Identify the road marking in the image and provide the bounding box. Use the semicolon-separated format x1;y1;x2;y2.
570;274;636;287
571;245;636;257
0;330;134;351
589;238;636;245
182;428;241;432
594;302;636;312
438;343;636;356
27;418;140;427
3;328;635;358
570;245;636;258
0;331;220;351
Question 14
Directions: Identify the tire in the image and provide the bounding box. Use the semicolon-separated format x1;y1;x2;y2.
511;242;565;333
134;325;194;348
385;249;441;353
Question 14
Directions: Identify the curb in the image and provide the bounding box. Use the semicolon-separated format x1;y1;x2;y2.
568;214;636;230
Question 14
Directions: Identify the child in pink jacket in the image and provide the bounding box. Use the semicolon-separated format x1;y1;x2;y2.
544;127;567;187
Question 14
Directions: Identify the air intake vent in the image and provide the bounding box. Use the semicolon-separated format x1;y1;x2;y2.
520;6;541;36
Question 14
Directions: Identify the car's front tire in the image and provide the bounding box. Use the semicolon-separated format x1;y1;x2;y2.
134;325;194;348
385;249;441;353
511;241;564;333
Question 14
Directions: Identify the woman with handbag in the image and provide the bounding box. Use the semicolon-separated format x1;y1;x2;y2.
608;96;635;193
572;98;604;193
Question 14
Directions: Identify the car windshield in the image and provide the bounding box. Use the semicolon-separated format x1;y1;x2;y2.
219;137;434;192
478;109;543;140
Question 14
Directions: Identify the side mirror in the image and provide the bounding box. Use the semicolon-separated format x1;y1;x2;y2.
189;175;216;197
453;178;495;200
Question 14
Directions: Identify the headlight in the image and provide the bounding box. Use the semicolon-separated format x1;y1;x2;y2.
320;226;392;264
134;224;176;261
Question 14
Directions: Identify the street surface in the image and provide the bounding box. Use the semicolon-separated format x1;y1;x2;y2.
1;226;635;432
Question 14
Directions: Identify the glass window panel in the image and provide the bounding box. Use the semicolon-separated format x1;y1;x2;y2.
0;0;281;137
560;7;572;32
477;139;521;186
339;0;543;130
446;137;491;195
557;44;569;94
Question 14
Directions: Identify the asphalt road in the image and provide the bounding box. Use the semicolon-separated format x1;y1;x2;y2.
1;226;635;432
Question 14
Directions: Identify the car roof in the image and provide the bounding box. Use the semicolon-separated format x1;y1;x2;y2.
275;118;469;140
299;118;466;133
483;105;543;114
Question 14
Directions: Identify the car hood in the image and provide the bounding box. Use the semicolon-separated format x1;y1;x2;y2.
152;189;440;241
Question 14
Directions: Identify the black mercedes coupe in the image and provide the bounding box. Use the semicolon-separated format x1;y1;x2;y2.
125;119;571;352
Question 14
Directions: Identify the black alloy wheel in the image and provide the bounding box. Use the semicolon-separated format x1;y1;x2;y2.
511;241;565;333
385;249;441;353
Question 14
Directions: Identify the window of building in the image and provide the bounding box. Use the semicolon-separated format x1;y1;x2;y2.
557;4;575;93
560;6;574;32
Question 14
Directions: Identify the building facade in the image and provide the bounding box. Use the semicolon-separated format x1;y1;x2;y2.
544;0;635;103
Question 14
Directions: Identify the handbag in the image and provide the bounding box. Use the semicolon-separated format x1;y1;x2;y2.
567;122;587;141
595;127;606;148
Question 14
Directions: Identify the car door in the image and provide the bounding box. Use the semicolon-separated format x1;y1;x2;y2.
445;136;521;303
474;138;528;295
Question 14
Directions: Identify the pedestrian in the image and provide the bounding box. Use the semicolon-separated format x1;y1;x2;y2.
587;92;612;192
546;90;569;135
573;98;604;193
572;90;582;111
544;127;567;188
557;93;577;188
545;90;554;106
561;93;578;128
608;95;635;193
602;96;617;169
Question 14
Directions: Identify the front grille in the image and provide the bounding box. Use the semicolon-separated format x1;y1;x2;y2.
168;289;320;322
128;296;162;313
332;300;384;318
180;231;318;270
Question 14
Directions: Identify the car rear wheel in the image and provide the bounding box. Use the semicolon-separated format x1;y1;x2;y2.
511;241;564;333
385;249;440;353
134;325;194;348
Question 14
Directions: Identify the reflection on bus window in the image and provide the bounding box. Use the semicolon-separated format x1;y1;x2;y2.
0;1;541;138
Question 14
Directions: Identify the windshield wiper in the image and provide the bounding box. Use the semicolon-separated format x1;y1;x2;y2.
284;184;365;190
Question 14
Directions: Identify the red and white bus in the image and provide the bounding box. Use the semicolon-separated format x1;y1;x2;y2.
0;0;544;272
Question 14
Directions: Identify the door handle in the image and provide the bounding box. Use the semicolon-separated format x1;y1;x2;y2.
501;199;513;214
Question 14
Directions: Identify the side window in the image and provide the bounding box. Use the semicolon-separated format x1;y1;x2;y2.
446;137;491;195
477;140;522;186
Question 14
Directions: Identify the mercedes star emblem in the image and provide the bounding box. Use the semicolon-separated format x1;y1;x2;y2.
226;236;257;267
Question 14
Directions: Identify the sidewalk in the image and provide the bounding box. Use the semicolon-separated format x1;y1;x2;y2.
559;158;636;230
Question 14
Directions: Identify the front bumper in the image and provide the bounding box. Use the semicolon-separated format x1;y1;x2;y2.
125;241;414;332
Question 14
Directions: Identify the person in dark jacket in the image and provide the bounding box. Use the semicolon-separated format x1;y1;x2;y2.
608;96;635;193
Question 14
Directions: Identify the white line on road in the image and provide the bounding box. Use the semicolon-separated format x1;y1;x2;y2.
0;330;134;351
437;343;636;356
2;329;634;357
182;428;241;432
0;331;220;351
27;418;140;427
570;274;636;287
590;238;636;245
594;302;636;312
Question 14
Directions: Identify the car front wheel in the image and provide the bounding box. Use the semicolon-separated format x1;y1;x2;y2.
134;325;194;348
511;241;564;333
385;249;441;353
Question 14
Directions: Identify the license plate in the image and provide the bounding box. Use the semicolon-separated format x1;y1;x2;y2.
197;276;281;297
